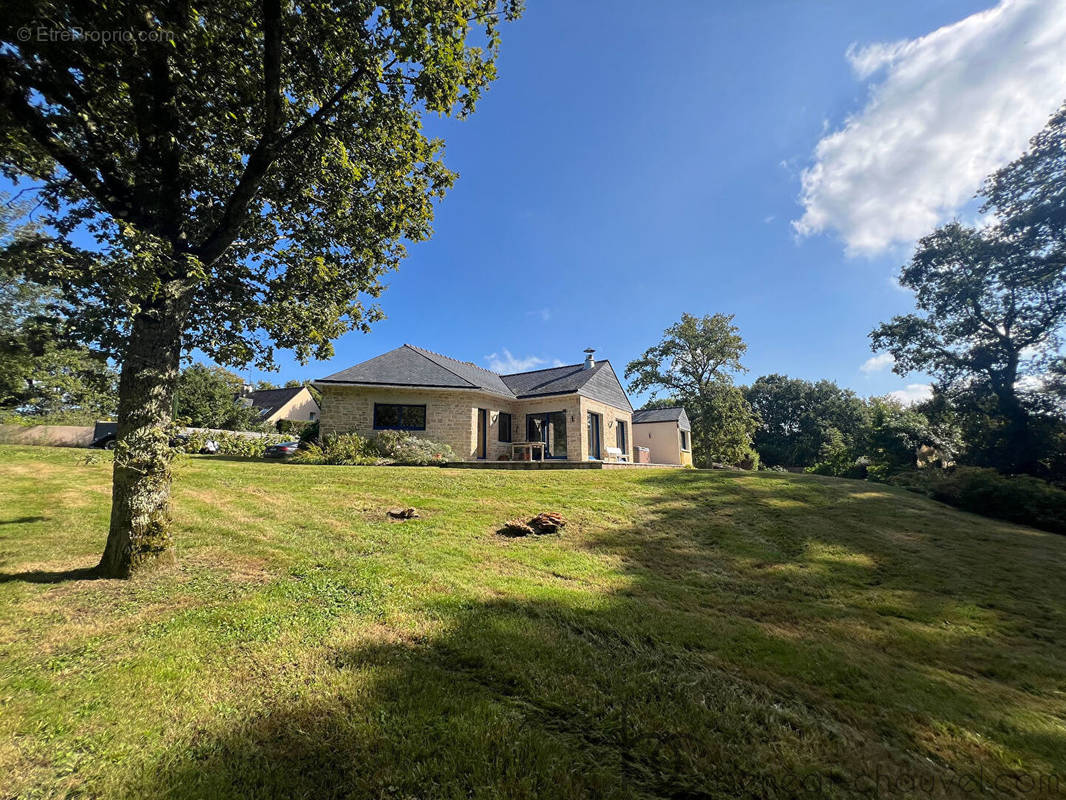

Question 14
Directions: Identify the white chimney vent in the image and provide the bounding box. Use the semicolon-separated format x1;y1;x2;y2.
583;348;596;370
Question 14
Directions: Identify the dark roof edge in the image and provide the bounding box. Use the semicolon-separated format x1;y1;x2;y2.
315;379;506;393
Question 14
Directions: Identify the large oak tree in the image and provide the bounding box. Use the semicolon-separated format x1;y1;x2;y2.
626;313;759;468
0;0;520;576
870;104;1066;475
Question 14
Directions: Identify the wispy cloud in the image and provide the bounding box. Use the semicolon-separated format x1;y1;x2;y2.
793;0;1066;256
860;353;895;374
485;349;548;373
888;383;933;406
525;307;552;322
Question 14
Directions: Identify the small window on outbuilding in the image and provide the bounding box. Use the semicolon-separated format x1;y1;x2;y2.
680;430;690;451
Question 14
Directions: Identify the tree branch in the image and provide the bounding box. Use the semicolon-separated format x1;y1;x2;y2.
194;0;285;265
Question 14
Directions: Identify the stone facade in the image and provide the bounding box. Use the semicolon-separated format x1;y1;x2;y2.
319;385;633;462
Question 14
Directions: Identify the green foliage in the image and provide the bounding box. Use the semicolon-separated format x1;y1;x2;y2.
807;396;962;479
274;418;315;436
891;467;1066;535
872;106;1066;476
175;364;262;431
627;313;758;468
294;430;455;466
179;430;288;458
744;374;868;467
298;419;320;444
370;430;456;465
0;202;117;419
293;433;378;466
0;0;523;368
690;384;760;468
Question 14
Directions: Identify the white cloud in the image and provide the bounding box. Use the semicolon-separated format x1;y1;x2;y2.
888;383;933;405
485;349;548;373
526;307;552;322
861;353;895;374
793;0;1066;256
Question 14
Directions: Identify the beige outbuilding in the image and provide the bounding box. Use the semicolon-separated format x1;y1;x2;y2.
631;407;692;466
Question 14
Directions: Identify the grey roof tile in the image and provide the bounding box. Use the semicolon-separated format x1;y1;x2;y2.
318;346;633;410
632;406;691;430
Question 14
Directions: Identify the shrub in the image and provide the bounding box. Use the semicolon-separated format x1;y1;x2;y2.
292;432;379;466
276;419;318;437
292;430;455;466
369;430;455;465
180;429;289;458
298;419;320;444
890;467;1066;535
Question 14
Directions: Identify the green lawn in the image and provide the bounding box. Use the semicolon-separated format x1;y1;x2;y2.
1;445;1064;799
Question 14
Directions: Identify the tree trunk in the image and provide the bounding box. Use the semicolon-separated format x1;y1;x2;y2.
97;290;188;578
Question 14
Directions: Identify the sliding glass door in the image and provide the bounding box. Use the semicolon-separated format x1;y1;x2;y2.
525;412;567;458
587;411;601;460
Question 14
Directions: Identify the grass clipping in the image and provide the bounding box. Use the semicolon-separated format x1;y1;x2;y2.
498;512;567;537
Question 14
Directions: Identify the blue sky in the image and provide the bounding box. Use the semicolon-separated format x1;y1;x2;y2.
294;0;1065;406
12;0;1066;406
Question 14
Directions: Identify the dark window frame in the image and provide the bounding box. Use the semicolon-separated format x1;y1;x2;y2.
498;412;513;442
373;403;427;431
616;420;627;452
680;430;690;451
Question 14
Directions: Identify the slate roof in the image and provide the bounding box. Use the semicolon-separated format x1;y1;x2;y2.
317;344;632;410
632;406;691;430
246;386;311;419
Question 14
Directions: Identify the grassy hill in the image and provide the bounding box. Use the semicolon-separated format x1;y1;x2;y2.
1;444;1064;799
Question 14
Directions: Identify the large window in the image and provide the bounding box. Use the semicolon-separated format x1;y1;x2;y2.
373;403;426;430
616;420;627;452
526;411;567;458
498;412;513;442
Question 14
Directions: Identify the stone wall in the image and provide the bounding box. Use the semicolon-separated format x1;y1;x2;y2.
578;397;634;461
0;424;95;448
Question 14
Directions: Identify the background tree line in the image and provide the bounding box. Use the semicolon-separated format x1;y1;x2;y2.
629;102;1065;489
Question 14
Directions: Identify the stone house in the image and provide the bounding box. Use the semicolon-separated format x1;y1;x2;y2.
315;345;634;462
631;407;693;466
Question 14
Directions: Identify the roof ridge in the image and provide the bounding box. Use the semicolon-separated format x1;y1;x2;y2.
402;344;480;389
501;362;582;377
406;343;501;376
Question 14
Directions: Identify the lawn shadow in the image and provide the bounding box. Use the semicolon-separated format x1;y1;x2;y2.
0;565;102;583
135;470;1066;798
0;515;47;525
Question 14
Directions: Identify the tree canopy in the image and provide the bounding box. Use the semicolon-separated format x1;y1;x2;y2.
871;104;1066;476
174;364;261;431
0;0;521;576
627;313;758;467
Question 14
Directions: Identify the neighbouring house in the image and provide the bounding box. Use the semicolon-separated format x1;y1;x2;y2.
631;407;692;466
315;345;633;462
242;386;321;426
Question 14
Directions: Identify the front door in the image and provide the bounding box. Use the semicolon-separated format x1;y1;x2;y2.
476;408;487;459
587;412;601;460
